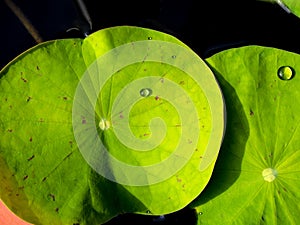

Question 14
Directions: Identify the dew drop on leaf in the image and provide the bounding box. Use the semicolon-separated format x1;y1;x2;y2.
277;66;295;80
139;88;152;97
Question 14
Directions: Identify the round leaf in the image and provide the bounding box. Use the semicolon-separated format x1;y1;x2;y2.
0;26;225;224
191;45;300;224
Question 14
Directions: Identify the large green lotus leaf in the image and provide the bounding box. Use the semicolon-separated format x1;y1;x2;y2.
0;26;225;225
191;45;300;224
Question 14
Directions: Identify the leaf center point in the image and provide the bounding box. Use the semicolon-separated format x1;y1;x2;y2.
99;118;111;130
262;168;278;182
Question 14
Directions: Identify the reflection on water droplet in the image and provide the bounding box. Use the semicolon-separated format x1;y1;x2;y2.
140;88;152;97
262;168;277;182
172;55;176;59
277;66;295;80
199;212;203;215
99;118;110;130
147;36;152;40
146;210;151;214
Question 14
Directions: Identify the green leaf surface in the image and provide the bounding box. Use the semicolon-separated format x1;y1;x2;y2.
191;45;300;224
0;26;225;224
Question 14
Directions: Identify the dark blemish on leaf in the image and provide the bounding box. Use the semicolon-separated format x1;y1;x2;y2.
250;110;254;116
9;105;12;109
48;194;55;201
69;141;73;148
26;96;32;102
27;155;35;161
16;193;19;196
38;118;45;123
155;96;160;100
63;96;68;100
82;119;86;124
18;186;24;190
55;208;59;213
4;98;8;102
119;112;124;119
29;137;33;142
21;77;27;83
261;216;265;221
143;133;150;137
199;156;203;159
7;129;13;132
143;68;147;72
42;177;47;182
36;66;40;70
73;223;80;225
179;80;185;85
269;153;273;158
177;177;182;183
23;175;28;180
283;187;287;192
175;124;181;127
195;148;198;152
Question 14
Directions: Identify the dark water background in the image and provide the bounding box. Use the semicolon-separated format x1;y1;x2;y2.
1;0;300;224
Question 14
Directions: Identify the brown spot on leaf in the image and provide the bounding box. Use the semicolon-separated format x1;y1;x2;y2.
27;155;35;161
250;110;254;116
55;208;59;213
38;118;45;123
48;194;55;201
27;96;32;102
155;96;160;100
179;80;185;85
42;177;47;182
23;175;28;180
36;66;40;70
21;77;27;83
29;137;33;142
82;119;86;124
63;96;68;100
7;129;13;132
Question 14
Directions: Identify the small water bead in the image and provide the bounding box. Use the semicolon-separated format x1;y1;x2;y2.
172;55;176;59
147;36;152;40
199;212;203;215
99;118;110;130
140;88;152;97
262;168;278;182
277;66;295;81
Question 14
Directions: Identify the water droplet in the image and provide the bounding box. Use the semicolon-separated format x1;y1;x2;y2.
140;88;152;97
262;168;278;182
277;66;295;80
147;36;152;40
146;210;151;214
99;118;110;130
199;212;203;215
172;55;176;59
